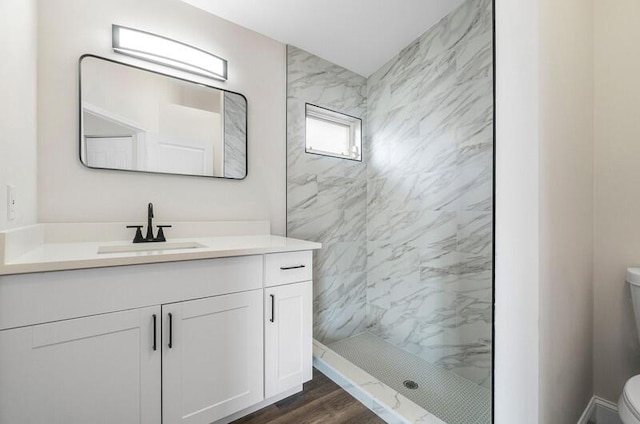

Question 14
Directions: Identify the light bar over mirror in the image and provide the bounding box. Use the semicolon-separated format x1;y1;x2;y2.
112;24;227;81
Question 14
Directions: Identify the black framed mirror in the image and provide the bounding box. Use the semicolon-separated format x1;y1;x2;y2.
79;55;247;179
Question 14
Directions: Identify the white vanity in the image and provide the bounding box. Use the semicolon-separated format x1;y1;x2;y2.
0;221;320;424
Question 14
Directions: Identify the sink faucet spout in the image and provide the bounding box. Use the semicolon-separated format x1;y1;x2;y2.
146;203;154;240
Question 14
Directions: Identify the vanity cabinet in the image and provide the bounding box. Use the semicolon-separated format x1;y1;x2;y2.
0;249;317;424
0;306;161;424
162;290;264;424
264;280;312;398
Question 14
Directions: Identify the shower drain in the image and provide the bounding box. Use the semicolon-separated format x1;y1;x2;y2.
403;380;419;390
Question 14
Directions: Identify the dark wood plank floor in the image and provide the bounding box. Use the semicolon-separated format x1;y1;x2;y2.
232;368;385;424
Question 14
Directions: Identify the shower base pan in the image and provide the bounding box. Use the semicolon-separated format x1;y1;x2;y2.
313;333;490;424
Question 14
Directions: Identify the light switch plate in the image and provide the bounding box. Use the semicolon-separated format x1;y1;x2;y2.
7;185;16;221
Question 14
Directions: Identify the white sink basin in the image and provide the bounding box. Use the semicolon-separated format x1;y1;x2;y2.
97;241;206;254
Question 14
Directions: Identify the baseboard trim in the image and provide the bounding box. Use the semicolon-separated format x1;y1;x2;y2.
578;396;620;424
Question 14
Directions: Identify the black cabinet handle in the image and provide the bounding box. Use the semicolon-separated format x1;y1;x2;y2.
152;314;157;351
168;313;173;349
270;294;275;323
280;265;305;270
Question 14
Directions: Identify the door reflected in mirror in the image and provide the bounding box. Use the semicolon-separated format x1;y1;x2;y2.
79;55;247;179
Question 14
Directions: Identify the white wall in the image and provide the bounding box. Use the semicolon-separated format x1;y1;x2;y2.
0;0;38;231
538;0;594;422
496;0;595;420
494;0;540;421
37;0;287;234
594;0;640;403
496;0;595;421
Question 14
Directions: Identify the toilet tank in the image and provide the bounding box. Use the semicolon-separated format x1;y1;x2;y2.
627;268;640;342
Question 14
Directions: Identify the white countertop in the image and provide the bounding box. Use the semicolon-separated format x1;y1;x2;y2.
0;223;321;276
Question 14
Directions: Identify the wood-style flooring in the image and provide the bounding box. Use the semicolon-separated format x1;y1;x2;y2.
232;368;386;424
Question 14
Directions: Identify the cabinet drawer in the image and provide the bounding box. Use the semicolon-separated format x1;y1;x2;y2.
265;251;312;287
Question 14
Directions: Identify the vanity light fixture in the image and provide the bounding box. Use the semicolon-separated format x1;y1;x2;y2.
112;25;227;81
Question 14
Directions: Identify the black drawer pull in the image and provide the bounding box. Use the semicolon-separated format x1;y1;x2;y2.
168;313;173;349
280;265;305;270
270;294;275;323
152;314;157;351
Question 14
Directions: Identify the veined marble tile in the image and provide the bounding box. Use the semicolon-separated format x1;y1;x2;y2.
366;209;392;242
367;80;392;121
315;301;368;344
456;293;492;326
456;164;493;212
288;202;366;244
366;277;391;310
370;40;424;97
418;78;493;140
367;174;424;213
367;242;420;282
457;211;493;255
288;48;367;110
376;314;419;347
387;136;424;175
289;150;367;180
365;303;388;330
317;175;367;211
388;50;457;112
287;174;318;210
419;247;461;278
456;120;493;169
287;203;344;243
314;240;367;277
366;133;391;180
383;131;459;177
415;170;460;211
457;251;493;277
455;30;493;84
415;131;459;173
369;103;422;144
389;285;460;329
392;209;457;251
315;271;367;304
448;272;493;298
437;321;491;380
400;319;491;384
418;248;491;285
417;0;490;66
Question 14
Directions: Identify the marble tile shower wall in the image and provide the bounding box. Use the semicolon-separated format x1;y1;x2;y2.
287;0;492;388
286;46;369;343
365;0;493;387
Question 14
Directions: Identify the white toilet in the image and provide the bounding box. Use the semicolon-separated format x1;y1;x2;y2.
619;268;640;423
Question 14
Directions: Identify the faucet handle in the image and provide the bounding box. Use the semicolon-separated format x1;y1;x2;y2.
126;225;144;243
156;225;172;242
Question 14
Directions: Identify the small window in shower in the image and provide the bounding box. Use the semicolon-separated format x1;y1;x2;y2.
305;104;362;161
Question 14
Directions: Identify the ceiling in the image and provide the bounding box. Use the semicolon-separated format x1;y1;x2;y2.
180;0;465;77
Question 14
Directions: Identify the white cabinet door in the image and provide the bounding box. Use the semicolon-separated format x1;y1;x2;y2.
162;289;264;424
264;281;313;399
0;306;161;424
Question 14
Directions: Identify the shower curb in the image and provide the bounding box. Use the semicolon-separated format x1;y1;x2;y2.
312;339;446;424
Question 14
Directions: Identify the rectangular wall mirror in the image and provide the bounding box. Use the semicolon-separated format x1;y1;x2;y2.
79;55;247;179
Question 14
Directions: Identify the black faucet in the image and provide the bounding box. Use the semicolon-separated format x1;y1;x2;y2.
127;203;172;243
146;203;155;241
